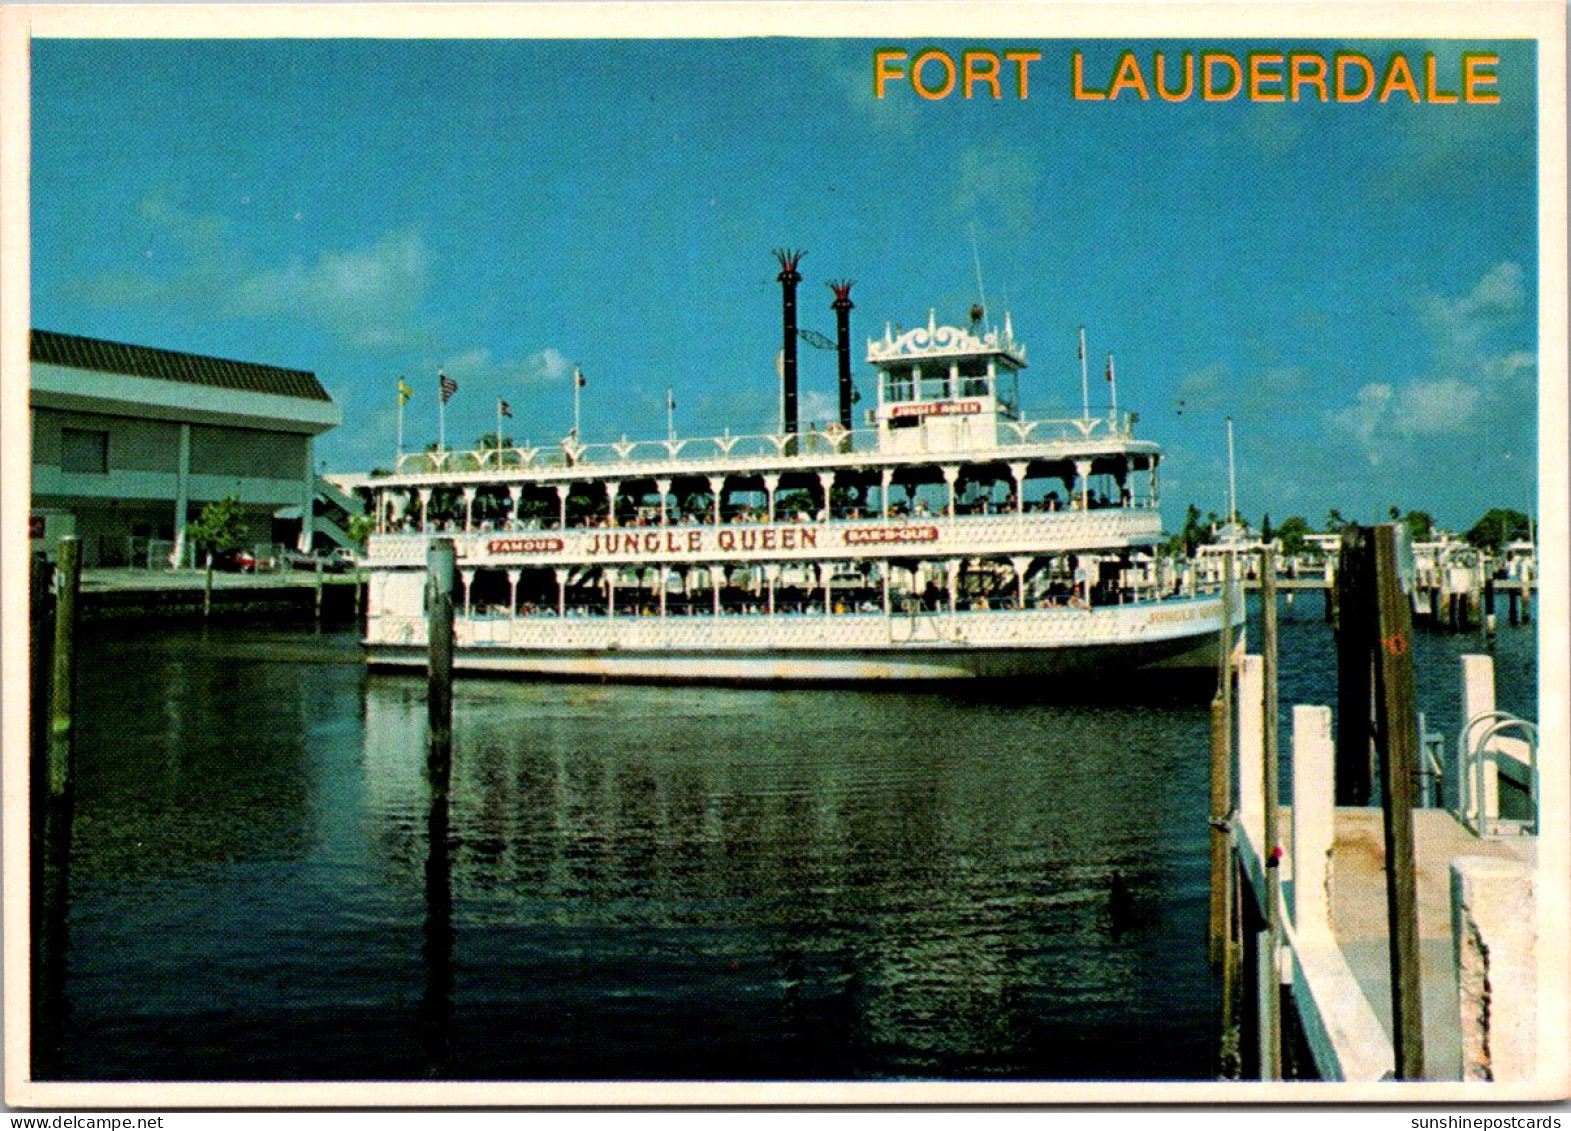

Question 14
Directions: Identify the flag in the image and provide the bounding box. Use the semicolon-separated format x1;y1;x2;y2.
1078;327;1085;362
440;371;458;404
397;378;414;405
499;398;512;418
667;389;676;412
575;367;586;388
1105;356;1114;382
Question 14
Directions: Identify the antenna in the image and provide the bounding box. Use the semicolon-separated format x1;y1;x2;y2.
1226;416;1238;534
968;223;990;333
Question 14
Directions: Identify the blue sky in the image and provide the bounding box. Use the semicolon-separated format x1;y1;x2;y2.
31;36;1538;531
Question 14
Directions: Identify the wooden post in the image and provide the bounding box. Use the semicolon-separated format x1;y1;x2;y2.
1335;528;1375;804
1260;545;1282;1078
427;538;456;786
1209;561;1235;967
47;537;81;799
1509;587;1520;626
1372;523;1426;1080
203;552;214;620
30;552;54;771
315;557;325;623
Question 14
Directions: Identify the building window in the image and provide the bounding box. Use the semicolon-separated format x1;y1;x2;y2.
61;428;109;473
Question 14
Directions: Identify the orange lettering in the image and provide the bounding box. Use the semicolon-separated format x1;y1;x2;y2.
1379;54;1421;102
1156;52;1193;101
1289;52;1329;101
873;49;906;99
912;49;956;100
1464;52;1500;104
1335;52;1375;101
1424;53;1458;103
1107;51;1150;100
963;50;1001;99
1004;50;1041;98
1203;52;1242;101
1249;53;1285;101
1071;50;1105;100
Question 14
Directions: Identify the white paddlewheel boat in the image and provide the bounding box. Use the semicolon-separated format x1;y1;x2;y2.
356;269;1242;685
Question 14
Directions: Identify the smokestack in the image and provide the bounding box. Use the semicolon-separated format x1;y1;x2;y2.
830;280;855;432
773;249;804;440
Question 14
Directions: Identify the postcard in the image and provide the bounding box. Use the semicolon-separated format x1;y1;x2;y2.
2;1;1566;1111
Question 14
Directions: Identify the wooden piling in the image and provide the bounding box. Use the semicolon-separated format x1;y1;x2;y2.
427;538;456;785
203;553;214;620
30;552;54;771
1509;588;1520;626
1209;562;1235;968
1335;528;1374;805
1260;546;1283;1078
1371;524;1426;1080
314;557;325;623
47;537;82;799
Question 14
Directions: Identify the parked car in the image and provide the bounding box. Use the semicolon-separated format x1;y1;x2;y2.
211;547;258;573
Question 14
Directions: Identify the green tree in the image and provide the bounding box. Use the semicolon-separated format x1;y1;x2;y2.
1464;508;1531;552
346;514;374;547
187;496;249;558
1324;508;1349;533
1276;515;1311;556
1260;512;1273;544
1402;510;1434;543
476;433;514;451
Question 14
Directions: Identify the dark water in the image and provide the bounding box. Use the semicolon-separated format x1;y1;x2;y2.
39;595;1536;1082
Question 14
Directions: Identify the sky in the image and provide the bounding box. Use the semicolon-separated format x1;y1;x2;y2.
29;34;1540;533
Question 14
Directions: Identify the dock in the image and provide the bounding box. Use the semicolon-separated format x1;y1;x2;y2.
70;566;365;621
1226;649;1542;1086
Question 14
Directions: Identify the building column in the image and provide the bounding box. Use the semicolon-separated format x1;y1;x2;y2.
880;468;894;518
555;483;570;530
1009;461;1028;514
459;568;474;617
656;478;672;526
817;471;835;521
941;465;960;517
506;568;521;618
820;562;834;615
1074;459;1093;511
554;567;568;617
171;422;192;567
1011;554;1033;609
764;564;779;616
605;567;616;618
657;567;671;617
462;486;478;532
881;561;891;616
1150;460;1160;508
604;480;621;527
295;436;316;553
711;565;722;615
507;485;523;526
764;473;781;522
708;475;726;525
947;559;961;614
418;487;433;532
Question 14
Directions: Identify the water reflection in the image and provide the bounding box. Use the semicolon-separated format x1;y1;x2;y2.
362;676;1216;1079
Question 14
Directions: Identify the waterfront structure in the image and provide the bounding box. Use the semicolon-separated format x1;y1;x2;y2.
29;330;342;567
357;283;1242;682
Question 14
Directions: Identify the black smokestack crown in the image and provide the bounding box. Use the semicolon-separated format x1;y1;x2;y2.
830;280;855;432
773;249;804;439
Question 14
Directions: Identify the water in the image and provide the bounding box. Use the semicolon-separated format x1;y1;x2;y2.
39;597;1536;1082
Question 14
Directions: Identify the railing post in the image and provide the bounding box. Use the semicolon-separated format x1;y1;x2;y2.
1292;705;1335;937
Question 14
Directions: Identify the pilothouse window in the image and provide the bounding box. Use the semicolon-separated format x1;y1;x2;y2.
884;368;914;403
958;359;990;398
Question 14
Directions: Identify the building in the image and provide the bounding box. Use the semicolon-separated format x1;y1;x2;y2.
30;329;343;567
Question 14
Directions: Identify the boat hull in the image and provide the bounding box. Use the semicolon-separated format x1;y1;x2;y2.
363;597;1240;686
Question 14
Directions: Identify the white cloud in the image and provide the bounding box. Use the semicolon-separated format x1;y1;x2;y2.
952;142;1040;231
1325;262;1534;464
230;228;428;353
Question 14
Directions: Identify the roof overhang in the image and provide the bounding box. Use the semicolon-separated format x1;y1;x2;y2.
30;362;340;435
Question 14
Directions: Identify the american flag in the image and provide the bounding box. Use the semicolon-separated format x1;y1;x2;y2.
575;367;587;388
499;398;512;418
439;371;458;404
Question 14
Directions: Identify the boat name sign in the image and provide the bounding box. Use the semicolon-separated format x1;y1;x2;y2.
480;523;944;560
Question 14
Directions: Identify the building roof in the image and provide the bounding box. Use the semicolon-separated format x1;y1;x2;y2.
31;329;331;403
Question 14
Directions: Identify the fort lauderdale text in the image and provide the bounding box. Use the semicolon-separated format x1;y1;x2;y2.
871;48;1501;104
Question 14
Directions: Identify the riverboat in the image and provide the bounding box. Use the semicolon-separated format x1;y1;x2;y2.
356;269;1243;684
